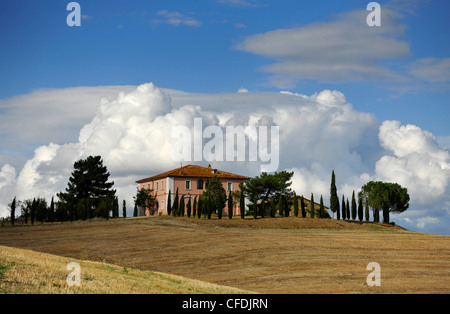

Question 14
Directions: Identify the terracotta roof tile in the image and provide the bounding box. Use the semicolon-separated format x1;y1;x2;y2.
136;165;250;183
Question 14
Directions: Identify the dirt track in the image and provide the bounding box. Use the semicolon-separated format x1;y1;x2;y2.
1;216;449;293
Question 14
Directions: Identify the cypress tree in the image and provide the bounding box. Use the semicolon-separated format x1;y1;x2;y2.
187;197;191;218
293;194;299;217
261;199;265;219
193;196;197;218
365;198;370;222
207;197;212;219
336;194;340;220
301;195;306;218
133;203;138;217
330;170;339;219
228;191;233;219
31;198;36;225
374;208;380;223
49;196;55;223
342;195;346;220
179;195;185;217
218;197;223;220
167;190;172;216
122;199;126;218
319;195;324;218
10;197;16;226
197;196;202;219
358;197;363;221
278;195;284;217
310;193;315;218
346;198;350;220
172;188;179;217
351;191;357;220
240;190;245;219
270;198;276;217
283;195;289;217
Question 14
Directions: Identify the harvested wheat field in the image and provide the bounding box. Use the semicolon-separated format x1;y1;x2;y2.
0;216;449;294
0;245;251;294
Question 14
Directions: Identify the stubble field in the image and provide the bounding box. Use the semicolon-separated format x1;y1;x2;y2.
0;216;449;294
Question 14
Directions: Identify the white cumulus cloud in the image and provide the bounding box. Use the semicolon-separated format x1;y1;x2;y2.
0;83;448;234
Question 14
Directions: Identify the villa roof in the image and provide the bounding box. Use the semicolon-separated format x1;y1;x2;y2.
136;164;251;183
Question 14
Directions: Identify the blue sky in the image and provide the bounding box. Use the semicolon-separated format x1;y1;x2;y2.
1;0;449;136
1;0;450;234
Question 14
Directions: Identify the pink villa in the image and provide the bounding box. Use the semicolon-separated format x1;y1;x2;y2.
136;164;250;217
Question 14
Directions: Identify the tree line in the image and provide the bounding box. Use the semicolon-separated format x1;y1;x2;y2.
4;155;410;226
4;156;130;226
330;170;409;224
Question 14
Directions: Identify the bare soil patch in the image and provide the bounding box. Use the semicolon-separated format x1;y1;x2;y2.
0;216;448;294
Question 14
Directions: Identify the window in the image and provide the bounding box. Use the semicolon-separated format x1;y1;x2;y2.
161;180;164;191
197;179;204;190
185;180;191;190
227;182;233;191
156;182;159;191
161;200;164;210
147;183;150;190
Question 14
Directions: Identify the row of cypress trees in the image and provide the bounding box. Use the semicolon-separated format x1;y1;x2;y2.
167;188;238;220
330;170;371;222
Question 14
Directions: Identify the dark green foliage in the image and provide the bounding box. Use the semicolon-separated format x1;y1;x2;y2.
197;196;202;219
351;191;357;220
283;195;290;217
205;175;227;218
167;190;172;216
293;194;299;217
35;198;48;223
358;197;363;221
57;156;116;220
242;171;294;219
193;196;197;218
172;188;179;217
134;187;156;217
228;191;233;219
278;195;284;217
133;203;138;217
336;194;340;220
374;208;380;222
239;184;245;219
310;193;315;218
330;170;339;219
341;195;346;220
300;196;306;218
346;198;350;220
365;198;369;222
9;197;16;226
180;195;185;217
270;197;276;217
20;200;31;224
122;200;126;218
48;197;55;223
187;197;191;218
319;195;325;218
359;181;410;223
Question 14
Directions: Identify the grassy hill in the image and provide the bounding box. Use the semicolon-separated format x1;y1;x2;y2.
1;216;449;294
0;245;252;294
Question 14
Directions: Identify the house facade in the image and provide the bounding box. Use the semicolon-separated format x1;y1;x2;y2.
136;164;250;216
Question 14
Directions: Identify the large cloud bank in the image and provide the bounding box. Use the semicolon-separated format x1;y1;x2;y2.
0;83;448;234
